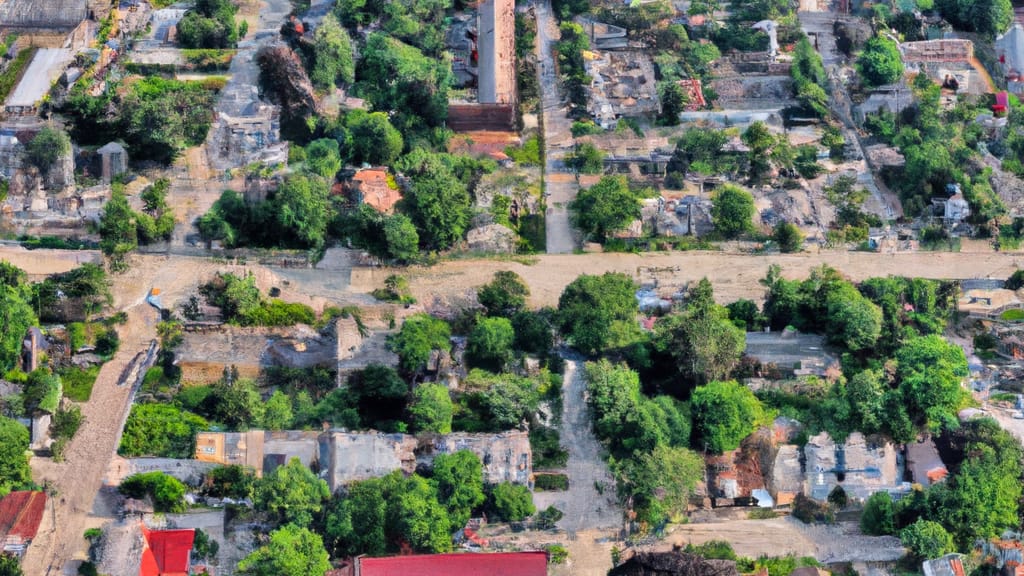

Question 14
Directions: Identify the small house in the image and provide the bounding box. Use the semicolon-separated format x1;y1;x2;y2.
97;142;128;183
922;554;966;576
346;167;402;214
0;491;46;556
139;527;195;576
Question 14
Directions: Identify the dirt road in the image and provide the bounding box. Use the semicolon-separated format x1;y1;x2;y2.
21;305;160;575
357;249;1024;310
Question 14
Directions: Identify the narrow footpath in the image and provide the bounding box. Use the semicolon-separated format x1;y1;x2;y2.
535;0;580;254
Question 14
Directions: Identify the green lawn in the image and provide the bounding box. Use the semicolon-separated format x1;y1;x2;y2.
61;366;100;402
1001;309;1024;321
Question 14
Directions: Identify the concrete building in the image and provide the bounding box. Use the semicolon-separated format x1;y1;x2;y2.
476;0;515;105
319;431;419;491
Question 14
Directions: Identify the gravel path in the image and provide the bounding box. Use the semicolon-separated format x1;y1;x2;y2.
534;0;581;254
533;357;622;534
21;305;160;575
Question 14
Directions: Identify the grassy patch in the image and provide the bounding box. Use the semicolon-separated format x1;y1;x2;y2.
990;391;1019;403
748;508;778;519
61;366;100;402
0;47;37;103
534;473;569;491
1001;309;1024;321
530;426;569;469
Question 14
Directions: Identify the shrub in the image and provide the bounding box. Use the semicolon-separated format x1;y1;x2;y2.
490;482;535;521
792;493;834;524
119;471;187;512
533;474;569;491
547;544;569;564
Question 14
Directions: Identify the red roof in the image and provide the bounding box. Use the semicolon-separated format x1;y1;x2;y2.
359;552;548;576
140;527;194;576
0;491;46;542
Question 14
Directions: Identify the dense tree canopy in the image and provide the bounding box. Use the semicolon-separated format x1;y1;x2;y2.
558;272;638;354
712;185;756;238
409;383;454;434
465;317;515;372
311;15;355;91
690;380;767;454
568;175;642;243
177;0;242;48
0;281;36;373
119;471;187;512
490;482;535;522
389;313;451;374
477;271;529;317
24;127;71;174
935;0;1011;37
430;450;485;528
656;279;746;389
238;525;331;576
0;416;31;498
254;458;331;528
857;36;903;87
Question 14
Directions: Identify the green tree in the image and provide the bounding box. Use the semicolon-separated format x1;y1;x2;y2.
237;525;330;576
658;81;687;125
478;271;529;317
399;163;471;249
462;369;542;430
466;317;515;372
742;121;775;181
392;473;453;552
568;175;642;243
712;184;756;238
825;283;882;352
621;444;704;524
346;111;405;166
304;139;342;180
23;369;61;414
857;36;904;87
261;390;294;430
667;127;731;176
325;475;390;557
690;380;767;453
409;383;454;434
311;15;355;90
512;311;554;355
900;520;955;560
896;334;968;430
430;450;485;528
177;0;241;49
658;278;746;387
0;416;30;498
0;283;36;372
0;555;24;576
383;214;419;262
824;174;871;228
99;190;138;267
564;143;605;174
773;222;804;253
119;471;187;512
389;313;451;374
935;0;1011;37
558;273;639;354
490;482;535;521
254;457;330;528
358;33;451;131
272;175;332;249
860;491;896;535
24;126;71;174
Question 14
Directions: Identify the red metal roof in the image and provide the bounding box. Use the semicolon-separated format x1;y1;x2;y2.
359;551;548;576
140;527;194;576
0;491;46;542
